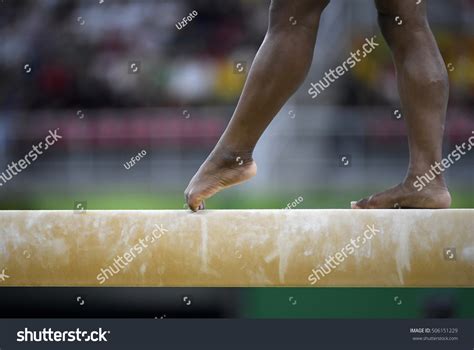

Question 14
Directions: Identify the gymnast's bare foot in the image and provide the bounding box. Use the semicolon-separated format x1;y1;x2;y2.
351;177;452;209
185;148;257;211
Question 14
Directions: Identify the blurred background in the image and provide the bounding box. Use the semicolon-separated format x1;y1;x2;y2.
0;0;473;321
0;0;473;210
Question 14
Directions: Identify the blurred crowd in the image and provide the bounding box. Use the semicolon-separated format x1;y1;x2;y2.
0;0;474;110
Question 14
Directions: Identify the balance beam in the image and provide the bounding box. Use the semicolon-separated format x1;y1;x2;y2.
0;210;472;287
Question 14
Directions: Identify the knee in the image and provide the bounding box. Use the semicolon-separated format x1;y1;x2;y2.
408;60;449;93
269;0;330;31
375;1;427;38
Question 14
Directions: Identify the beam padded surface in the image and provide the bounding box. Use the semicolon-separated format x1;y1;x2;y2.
0;210;473;287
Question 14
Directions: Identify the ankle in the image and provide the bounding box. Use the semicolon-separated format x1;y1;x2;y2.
405;173;448;191
209;146;254;167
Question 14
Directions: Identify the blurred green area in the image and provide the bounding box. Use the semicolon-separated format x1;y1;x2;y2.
0;188;473;210
243;288;474;319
